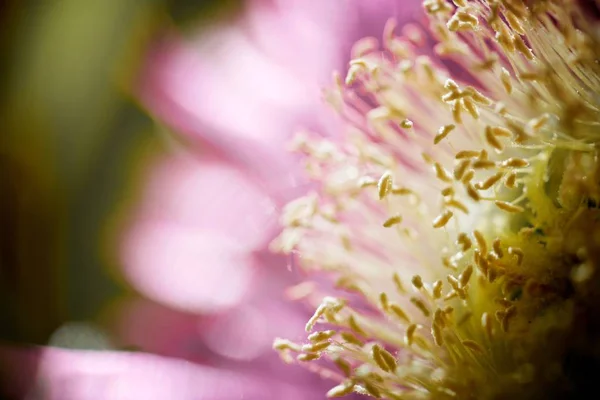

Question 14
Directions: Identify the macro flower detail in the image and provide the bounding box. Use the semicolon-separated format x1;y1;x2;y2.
272;0;600;399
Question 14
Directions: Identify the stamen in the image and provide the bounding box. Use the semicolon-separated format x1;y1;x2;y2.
378;171;393;200
389;303;411;323
274;1;600;396
327;381;355;398
494;200;525;213
434;124;456;144
383;214;403;228
433;210;454;228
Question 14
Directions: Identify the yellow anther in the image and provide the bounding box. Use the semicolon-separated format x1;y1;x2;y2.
433;210;454;228
495;200;524;213
434;124;456;144
378;171;393;199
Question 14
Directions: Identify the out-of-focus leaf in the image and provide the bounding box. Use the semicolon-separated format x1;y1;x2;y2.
0;146;65;343
2;0;158;188
0;0;159;343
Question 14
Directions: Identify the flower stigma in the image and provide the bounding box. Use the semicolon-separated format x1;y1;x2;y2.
272;1;600;398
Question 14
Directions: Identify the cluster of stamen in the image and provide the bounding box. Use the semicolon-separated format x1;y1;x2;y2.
273;1;600;398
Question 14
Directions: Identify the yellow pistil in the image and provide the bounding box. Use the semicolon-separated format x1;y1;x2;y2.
272;1;600;399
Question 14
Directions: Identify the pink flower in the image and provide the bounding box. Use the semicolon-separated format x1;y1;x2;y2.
269;1;600;399
1;1;424;398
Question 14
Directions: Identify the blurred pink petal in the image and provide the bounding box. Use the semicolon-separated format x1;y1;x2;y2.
139;36;320;203
122;224;254;313
200;303;269;361
132;155;277;246
243;0;345;85
140;1;344;150
121;155;281;313
198;260;311;362
0;346;325;400
113;254;312;363
142;33;312;147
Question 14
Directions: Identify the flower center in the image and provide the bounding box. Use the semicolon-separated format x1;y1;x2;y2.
273;1;600;399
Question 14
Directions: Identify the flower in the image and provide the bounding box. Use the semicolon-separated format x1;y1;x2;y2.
2;1;426;399
272;0;600;398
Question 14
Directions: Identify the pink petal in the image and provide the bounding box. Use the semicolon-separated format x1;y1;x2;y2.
114;252;313;363
199;260;310;362
244;0;346;85
140;30;321;151
199;303;269;361
138;37;324;205
0;346;325;400
120;156;285;313
121;223;254;314
133;155;277;247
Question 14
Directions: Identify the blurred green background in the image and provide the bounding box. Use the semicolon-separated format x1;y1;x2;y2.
0;0;241;344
